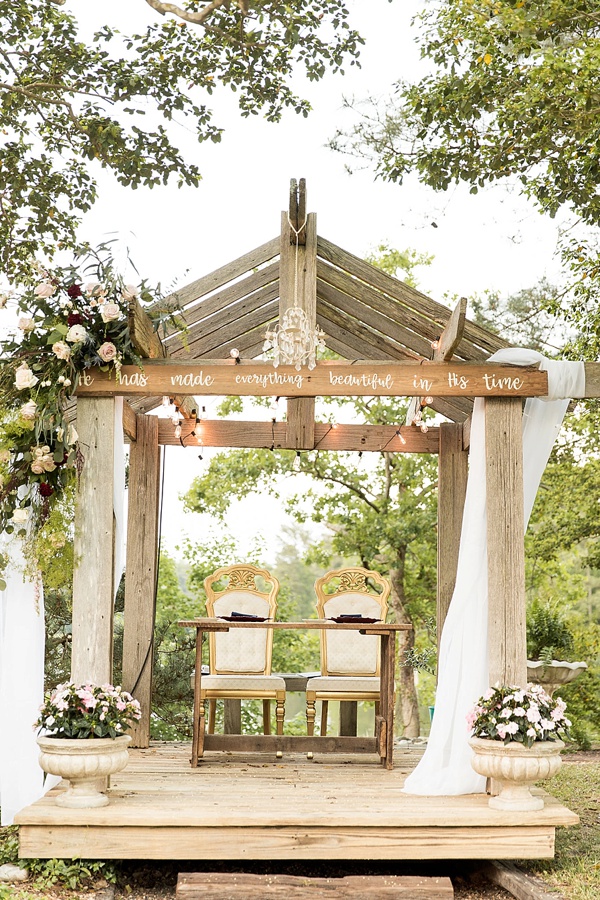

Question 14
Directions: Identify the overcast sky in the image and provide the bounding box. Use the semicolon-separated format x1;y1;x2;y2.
75;1;565;562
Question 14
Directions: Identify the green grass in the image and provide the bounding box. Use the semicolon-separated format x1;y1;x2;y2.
526;759;600;900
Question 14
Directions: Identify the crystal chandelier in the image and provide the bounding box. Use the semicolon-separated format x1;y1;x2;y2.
263;306;326;371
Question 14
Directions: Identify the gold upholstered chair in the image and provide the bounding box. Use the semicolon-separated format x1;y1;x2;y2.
202;564;285;735
305;567;390;737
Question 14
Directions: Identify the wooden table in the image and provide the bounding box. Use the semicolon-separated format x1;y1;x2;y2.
178;618;411;770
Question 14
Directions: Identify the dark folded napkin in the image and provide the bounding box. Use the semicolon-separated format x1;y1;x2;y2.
330;614;380;624
219;611;268;622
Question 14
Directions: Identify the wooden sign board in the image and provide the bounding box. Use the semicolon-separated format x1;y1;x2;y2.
76;360;548;398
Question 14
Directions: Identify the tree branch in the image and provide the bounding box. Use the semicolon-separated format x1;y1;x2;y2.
143;0;234;25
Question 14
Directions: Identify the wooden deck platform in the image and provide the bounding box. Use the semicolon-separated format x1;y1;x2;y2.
16;742;578;861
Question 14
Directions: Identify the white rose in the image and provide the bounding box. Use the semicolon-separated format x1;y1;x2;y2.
66;324;87;343
0;293;10;309
100;303;121;323
14;363;38;390
34;283;56;299
12;508;29;525
52;341;71;360
18;316;35;332
68;425;78;445
85;282;101;296
20;400;37;420
121;284;138;301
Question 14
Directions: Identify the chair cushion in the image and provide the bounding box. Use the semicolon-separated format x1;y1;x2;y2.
201;674;286;691
306;675;380;693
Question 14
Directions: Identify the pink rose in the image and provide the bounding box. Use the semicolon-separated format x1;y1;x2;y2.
20;400;37;420
121;284;138;301
98;341;117;362
34;282;56;299
52;341;71;360
100;302;121;323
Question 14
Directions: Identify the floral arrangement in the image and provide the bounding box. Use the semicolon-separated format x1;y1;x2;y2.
467;683;571;748
0;248;172;586
36;681;142;739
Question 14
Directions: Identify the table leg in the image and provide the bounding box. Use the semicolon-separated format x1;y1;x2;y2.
191;629;204;767
380;631;395;769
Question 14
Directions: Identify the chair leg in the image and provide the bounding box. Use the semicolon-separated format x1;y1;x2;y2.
275;691;285;736
320;700;329;737
208;699;216;734
263;699;271;735
306;691;316;737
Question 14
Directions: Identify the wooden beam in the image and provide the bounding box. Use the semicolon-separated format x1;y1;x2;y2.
177;297;279;358
485;398;527;686
122;414;161;747
176;872;454;898
122;399;137;442
71;397;116;684
433;297;468;362
77;360;549;399
280;190;317;448
437;423;469;662
480;861;566;900
158;420;440;453
406;297;469;424
128;297;196;419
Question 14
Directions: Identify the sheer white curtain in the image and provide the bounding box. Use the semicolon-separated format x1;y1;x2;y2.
0;399;126;824
404;351;585;796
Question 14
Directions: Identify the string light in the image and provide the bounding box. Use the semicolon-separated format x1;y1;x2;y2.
229;348;240;363
397;428;407;445
431;339;440;350
424;396;434;406
174;422;182;439
293;451;301;471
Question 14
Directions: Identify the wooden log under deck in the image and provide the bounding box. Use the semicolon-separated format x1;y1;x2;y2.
16;743;578;862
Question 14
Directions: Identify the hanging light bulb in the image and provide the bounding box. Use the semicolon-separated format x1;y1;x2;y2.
174;422;182;439
424;396;434;406
293;451;301;471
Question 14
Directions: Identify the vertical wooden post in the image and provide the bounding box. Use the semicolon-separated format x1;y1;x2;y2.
122;413;161;747
280;178;317;449
485;398;527;687
71;397;116;685
437;423;469;658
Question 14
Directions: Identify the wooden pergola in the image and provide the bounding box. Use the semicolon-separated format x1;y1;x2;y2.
20;181;592;863
69;180;595;749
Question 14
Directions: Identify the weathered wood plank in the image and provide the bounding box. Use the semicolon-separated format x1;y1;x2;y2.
122;414;160;747
158;237;280;313
433;297;467;362
485;398;527;686
317;267;427;359
437;423;469;657
159;420;440;452
318;291;419;361
202;734;378;754
176;872;454;898
71;397;115;684
281;209;317;448
163;263;280;351
317;236;508;355
77;361;549;399
17;824;557;861
178;290;279;357
122;400;137;442
481;861;566;900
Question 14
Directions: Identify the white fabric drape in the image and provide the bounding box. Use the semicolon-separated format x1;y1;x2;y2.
404;350;585;796
0;540;47;825
0;398;127;824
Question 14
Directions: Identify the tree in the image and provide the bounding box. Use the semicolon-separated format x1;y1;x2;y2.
331;1;600;353
0;0;362;280
183;395;439;738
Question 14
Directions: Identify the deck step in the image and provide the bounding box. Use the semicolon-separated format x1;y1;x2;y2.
176;872;454;898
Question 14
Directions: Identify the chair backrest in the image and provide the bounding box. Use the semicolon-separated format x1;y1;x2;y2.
204;565;280;675
315;567;390;677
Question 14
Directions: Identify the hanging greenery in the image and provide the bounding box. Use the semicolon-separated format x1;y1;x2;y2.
0;246;171;587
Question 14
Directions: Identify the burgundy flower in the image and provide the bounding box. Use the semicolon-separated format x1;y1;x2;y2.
67;284;83;298
39;483;54;497
67;313;83;327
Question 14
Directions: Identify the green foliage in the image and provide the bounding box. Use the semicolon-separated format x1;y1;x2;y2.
25;856;117;890
0;0;363;277
527;600;576;662
364;244;433;288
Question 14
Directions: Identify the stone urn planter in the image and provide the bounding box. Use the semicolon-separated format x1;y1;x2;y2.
469;736;564;811
37;735;131;808
527;660;588;697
